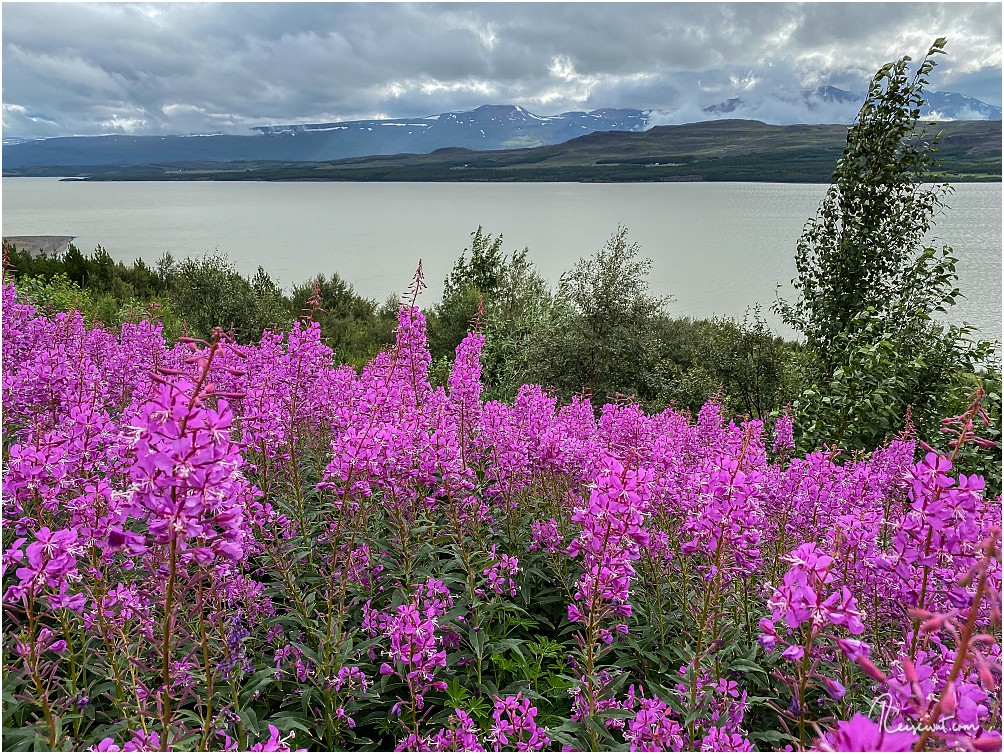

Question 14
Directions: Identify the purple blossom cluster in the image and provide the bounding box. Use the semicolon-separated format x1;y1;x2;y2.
488;693;550;752
566;456;652;634
482;546;521;597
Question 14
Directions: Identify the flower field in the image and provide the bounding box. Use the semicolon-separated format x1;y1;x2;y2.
2;273;1001;752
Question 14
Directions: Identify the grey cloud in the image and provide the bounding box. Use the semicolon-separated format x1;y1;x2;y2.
2;2;1000;137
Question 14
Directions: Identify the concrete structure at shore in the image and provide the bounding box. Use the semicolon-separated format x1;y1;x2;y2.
3;236;76;258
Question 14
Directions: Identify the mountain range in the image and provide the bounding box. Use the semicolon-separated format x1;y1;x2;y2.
2;87;999;172
14;119;998;184
2;105;649;169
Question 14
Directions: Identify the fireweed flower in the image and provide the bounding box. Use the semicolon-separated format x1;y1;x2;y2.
564;456;655;731
334;665;369;693
372;578;453;704
483;546;521;597
7;526;84;602
430;708;485;752
248;725;305;752
118;729;161;752
128;375;258;564
819;713;918;752
759;542;873;741
566;456;653;627
273;643;313;683
772;413;795;455
699;726;754;752
761;543;866;649
878;453;998;616
448;331;485;424
669;667;752;748
621;686;684;752
530;518;564;554
680;457;765;580
3;275;1001;752
489;692;550;752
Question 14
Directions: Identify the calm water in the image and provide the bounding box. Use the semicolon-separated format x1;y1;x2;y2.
2;178;1000;341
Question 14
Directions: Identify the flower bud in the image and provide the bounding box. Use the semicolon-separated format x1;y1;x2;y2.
903;658;919;684
939;682;957;716
973;734;1003;751
823;677;846;700
856;656;886;683
978;664;995;690
781;645;804;662
920;615;946;634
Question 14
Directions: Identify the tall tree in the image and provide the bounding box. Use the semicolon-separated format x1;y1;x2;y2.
775;39;998;451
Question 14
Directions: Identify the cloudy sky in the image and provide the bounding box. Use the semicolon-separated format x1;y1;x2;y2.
2;2;1001;137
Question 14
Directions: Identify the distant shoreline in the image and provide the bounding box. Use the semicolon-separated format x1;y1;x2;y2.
3;173;994;184
2;235;75;257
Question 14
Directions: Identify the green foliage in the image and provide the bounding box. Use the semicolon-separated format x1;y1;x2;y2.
480;249;553;401
428;227;552;400
8;242;167;303
4;242;390;361
160;254;293;343
287;273;396;364
778;40;952;368
930;364;1003;495
656;309;800;418
428;227;501;363
12;272;181;340
528;226;669;404
775;39;1001;455
422;227;801;417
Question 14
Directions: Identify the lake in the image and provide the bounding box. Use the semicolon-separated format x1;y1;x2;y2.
2;178;1000;342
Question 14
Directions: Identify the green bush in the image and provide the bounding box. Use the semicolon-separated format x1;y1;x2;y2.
12;272;181;339
656;309;800;418
287;273;397;364
428;227;552;401
526;226;668;404
163;254;293;343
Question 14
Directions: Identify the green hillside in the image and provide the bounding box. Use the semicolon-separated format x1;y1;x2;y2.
9;119;1000;183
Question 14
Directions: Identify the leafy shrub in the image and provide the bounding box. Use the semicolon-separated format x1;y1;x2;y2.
11;272;181;340
655;309;800;418
526;226;668;404
287;273;396;364
163;254;293;343
428;227;552;401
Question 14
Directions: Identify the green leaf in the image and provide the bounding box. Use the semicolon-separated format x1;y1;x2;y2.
240;707;261;738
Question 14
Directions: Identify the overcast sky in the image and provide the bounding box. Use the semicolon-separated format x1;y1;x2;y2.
3;2;1001;137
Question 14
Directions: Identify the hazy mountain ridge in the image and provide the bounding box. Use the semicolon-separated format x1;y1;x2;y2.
700;86;1001;121
2;105;649;169
252;104;649;144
